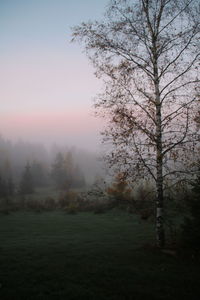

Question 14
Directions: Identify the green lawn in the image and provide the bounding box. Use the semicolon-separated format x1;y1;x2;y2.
0;211;199;300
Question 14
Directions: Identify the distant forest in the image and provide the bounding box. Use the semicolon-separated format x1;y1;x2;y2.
0;135;104;197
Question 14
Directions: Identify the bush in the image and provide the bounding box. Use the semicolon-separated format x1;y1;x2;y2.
0;197;12;214
25;198;44;212
106;173;133;208
0;207;10;215
63;202;79;214
59;190;82;213
92;199;110;214
43;197;56;210
58;186;112;214
58;190;78;208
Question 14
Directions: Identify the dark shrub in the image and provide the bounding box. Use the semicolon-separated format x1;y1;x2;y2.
44;197;56;210
140;208;153;220
25;198;44;212
58;190;78;208
106;173;133;208
63;202;79;214
181;173;200;255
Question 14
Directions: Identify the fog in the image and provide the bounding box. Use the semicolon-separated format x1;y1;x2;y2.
0;111;104;152
0;1;200;299
0;134;106;188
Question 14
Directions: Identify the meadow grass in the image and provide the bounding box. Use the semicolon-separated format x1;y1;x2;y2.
0;211;199;300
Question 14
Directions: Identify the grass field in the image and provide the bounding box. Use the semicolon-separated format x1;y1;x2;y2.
0;211;199;300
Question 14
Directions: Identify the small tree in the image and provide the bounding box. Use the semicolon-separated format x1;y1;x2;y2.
51;152;85;190
7;176;15;196
0;175;7;198
31;161;47;187
63;151;74;189
107;173;132;206
73;165;86;188
0;159;15;198
51;153;67;190
19;163;34;195
73;0;200;247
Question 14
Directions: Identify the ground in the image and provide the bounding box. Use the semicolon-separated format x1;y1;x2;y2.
0;211;199;299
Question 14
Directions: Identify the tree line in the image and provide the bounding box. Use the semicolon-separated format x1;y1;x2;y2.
0;137;86;198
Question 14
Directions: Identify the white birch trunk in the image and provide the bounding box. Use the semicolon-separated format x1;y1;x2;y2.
154;47;165;248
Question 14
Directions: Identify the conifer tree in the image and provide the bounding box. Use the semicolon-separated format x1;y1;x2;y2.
19;163;34;195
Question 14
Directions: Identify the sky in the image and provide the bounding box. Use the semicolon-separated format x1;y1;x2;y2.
0;0;109;150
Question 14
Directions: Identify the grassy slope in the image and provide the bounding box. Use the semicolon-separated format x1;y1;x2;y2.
0;211;199;300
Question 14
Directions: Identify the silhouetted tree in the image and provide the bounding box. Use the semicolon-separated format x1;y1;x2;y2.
31;161;47;187
73;165;86;188
19;163;34;195
7;176;15;196
107;173;132;206
0;175;7;198
51;152;86;190
51;153;67;189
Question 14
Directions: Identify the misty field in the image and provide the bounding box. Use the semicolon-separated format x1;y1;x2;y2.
0;211;199;300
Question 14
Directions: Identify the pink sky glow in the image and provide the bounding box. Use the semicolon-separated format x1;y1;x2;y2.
0;110;103;149
0;53;103;149
0;0;108;150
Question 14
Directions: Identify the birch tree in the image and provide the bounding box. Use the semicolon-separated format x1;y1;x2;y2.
72;0;200;247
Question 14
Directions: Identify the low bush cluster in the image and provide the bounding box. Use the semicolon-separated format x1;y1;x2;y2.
58;188;112;214
106;175;155;220
0;176;156;217
0;195;57;213
0;187;112;215
1;175;183;225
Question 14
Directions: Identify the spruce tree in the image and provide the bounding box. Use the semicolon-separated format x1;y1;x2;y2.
19;163;34;195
